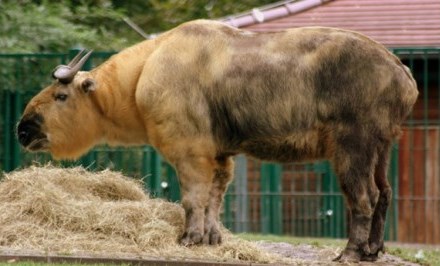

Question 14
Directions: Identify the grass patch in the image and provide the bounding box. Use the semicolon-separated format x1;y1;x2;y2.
237;233;346;248
388;245;440;266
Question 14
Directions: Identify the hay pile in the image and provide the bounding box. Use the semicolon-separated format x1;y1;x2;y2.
0;166;294;264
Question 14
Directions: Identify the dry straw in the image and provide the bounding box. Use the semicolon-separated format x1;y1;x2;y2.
0;166;296;264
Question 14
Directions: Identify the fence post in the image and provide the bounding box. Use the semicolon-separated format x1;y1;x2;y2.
12;92;23;168
149;150;163;197
388;143;399;241
321;161;344;238
3;91;12;172
233;155;249;233
165;163;180;202
261;162;282;234
144;147;152;192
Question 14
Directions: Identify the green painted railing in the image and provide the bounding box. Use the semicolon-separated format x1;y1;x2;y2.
1;48;439;243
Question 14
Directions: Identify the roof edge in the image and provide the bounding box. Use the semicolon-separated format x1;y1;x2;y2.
221;0;334;28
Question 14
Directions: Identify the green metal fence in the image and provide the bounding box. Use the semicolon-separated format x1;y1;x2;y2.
1;48;439;243
390;48;440;244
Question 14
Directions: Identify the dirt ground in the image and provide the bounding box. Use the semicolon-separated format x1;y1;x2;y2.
255;241;421;265
0;242;421;265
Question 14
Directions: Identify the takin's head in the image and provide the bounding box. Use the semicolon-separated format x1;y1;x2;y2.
17;50;101;160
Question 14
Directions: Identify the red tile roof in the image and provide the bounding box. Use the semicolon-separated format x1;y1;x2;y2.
221;0;440;48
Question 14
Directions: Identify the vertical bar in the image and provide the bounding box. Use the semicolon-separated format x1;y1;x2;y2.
423;50;430;243
141;146;150;190
115;148;124;172
102;146;110;169
80;152;93;169
323;161;342;238
423;50;429;126
438;49;440;124
333;167;343;238
223;185;233;230
3;91;11;172
408;50;415;242
166;163;180;202
260;163;271;234
11;57;20;170
270;163;282;235
260;163;282;234
321;162;331;237
95;149;103;170
127;150;135;175
437;49;440;244
150;150;162;197
12;91;23;168
315;163;322;237
388;143;399;241
301;166;306;236
233;155;249;233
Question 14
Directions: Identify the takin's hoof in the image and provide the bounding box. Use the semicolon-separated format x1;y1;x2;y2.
361;241;385;262
369;240;385;255
180;231;203;246
333;249;362;263
202;227;222;245
334;242;371;263
333;252;361;263
361;253;379;262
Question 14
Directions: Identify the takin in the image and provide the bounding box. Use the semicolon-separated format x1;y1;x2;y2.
17;20;418;262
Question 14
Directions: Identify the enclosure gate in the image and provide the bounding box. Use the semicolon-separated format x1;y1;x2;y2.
1;48;439;243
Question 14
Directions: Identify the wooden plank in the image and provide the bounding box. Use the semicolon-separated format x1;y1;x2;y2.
426;128;440;244
412;129;426;243
398;129;412;242
0;254;249;266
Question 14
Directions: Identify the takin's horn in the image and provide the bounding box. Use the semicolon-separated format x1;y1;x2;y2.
52;49;93;84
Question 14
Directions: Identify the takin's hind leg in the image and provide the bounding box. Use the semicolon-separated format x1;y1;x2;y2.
332;134;379;263
362;141;393;261
203;155;234;245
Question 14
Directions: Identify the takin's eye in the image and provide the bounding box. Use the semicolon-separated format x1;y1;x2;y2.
54;93;68;102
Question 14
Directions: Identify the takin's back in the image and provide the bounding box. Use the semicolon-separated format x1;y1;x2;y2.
138;20;418;162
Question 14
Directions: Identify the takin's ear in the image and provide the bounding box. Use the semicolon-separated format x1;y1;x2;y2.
80;78;96;93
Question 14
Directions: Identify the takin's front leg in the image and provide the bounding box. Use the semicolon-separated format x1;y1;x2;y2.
176;154;216;246
203;156;234;245
332;134;379;263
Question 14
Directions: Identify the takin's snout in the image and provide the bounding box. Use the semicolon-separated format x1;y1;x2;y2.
16;113;49;151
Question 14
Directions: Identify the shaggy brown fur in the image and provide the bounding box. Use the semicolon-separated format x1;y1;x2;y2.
17;20;418;262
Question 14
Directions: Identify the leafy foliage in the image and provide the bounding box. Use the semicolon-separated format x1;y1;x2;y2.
0;1;127;52
0;0;275;52
115;0;275;33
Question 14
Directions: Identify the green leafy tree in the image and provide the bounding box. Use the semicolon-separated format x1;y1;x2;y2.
0;1;127;52
114;0;274;38
0;0;275;52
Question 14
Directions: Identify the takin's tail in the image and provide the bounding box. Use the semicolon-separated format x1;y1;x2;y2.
388;48;419;116
400;64;419;119
390;64;419;140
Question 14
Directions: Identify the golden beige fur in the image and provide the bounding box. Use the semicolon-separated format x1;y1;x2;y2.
18;20;418;262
